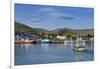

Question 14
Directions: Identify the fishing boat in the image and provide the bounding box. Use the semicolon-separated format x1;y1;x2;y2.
41;39;50;43
15;39;37;44
64;40;74;43
74;46;85;51
74;39;86;51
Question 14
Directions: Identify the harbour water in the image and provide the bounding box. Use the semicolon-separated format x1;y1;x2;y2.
15;42;94;65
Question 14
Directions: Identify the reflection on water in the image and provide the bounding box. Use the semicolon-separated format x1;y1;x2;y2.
15;42;94;65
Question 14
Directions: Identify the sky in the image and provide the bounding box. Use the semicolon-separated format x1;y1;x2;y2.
15;3;94;30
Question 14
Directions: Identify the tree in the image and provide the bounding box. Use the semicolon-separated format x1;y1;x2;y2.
86;34;92;40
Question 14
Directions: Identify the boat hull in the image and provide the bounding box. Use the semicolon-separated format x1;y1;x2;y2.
41;41;50;43
41;39;50;43
15;40;37;44
74;47;85;51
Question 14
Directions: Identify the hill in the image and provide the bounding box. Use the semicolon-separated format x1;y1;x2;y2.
15;21;39;34
15;21;94;35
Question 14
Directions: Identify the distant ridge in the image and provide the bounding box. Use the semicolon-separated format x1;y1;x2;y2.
15;21;38;33
15;21;94;35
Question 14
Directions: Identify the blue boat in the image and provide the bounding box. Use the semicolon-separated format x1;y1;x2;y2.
41;39;50;43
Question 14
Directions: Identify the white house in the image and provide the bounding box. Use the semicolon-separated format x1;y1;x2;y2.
56;35;66;40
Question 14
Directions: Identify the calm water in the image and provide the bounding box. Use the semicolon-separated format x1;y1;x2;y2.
15;42;94;65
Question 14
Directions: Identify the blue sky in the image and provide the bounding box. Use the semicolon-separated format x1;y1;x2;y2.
15;3;94;30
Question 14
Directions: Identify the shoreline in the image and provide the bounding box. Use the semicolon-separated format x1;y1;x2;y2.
15;40;94;44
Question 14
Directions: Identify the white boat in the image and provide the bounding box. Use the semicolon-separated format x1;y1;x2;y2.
41;39;50;43
74;39;86;51
74;47;85;51
64;40;74;43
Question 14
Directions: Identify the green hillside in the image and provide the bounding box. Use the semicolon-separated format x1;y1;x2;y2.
15;21;94;35
15;21;39;34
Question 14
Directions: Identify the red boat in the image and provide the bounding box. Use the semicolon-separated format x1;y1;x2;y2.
15;39;38;44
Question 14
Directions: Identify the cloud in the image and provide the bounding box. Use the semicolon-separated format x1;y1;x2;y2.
37;7;75;21
39;8;54;11
49;12;75;20
32;21;40;23
48;12;65;16
38;8;65;16
31;18;41;23
38;8;56;14
59;16;74;20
